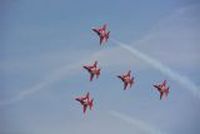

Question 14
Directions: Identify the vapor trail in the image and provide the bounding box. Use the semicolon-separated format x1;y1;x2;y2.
112;39;200;99
0;62;81;106
0;45;116;106
109;111;166;134
0;48;117;106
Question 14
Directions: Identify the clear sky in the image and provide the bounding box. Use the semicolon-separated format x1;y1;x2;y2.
0;0;200;134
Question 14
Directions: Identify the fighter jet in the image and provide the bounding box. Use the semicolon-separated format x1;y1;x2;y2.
75;92;94;114
92;24;110;45
83;61;101;81
153;80;170;100
117;70;134;90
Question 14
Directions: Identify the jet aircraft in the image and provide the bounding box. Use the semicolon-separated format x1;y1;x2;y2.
92;24;110;45
117;70;134;90
75;92;94;114
83;61;101;81
153;80;170;100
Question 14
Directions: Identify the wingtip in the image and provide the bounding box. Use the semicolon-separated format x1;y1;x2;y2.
117;76;121;79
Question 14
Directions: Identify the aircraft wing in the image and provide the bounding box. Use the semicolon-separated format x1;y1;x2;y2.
117;75;124;81
83;65;94;72
92;28;100;35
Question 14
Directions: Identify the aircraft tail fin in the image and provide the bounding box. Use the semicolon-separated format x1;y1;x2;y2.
89;99;94;110
130;77;134;87
86;92;90;99
103;24;107;30
94;61;98;67
163;80;167;86
127;70;131;76
106;31;110;41
165;87;169;97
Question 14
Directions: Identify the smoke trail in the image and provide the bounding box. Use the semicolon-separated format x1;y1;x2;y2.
0;47;119;106
112;39;200;99
109;111;166;134
0;62;81;106
2;39;199;105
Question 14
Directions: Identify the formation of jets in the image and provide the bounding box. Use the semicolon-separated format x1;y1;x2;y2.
75;24;170;114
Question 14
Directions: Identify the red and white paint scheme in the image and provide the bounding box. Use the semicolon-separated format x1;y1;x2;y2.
75;92;94;114
92;24;110;45
83;61;101;81
153;80;170;100
117;70;134;90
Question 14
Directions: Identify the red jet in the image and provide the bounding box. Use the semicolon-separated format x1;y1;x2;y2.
83;61;101;81
75;92;94;114
153;80;170;100
92;24;110;45
117;70;134;90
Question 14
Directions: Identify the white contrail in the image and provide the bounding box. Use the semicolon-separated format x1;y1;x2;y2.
2;39;199;105
112;39;200;99
109;111;166;134
0;62;81;106
0;47;121;106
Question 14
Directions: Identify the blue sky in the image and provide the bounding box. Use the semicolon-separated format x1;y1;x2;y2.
0;0;200;134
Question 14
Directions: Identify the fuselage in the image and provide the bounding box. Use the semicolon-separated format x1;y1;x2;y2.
99;29;107;37
90;67;100;75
